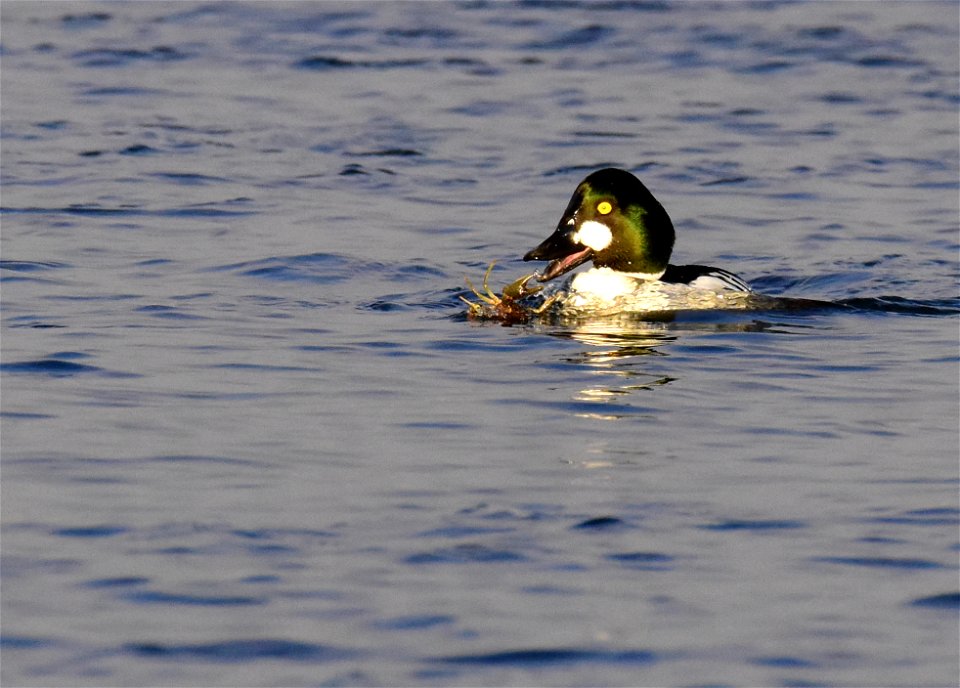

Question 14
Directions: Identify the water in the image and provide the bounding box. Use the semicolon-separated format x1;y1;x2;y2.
1;1;958;686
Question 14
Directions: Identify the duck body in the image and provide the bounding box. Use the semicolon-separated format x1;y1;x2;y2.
557;266;752;316
523;168;751;314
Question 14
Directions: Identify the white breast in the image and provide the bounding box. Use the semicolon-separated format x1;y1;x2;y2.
569;267;648;301
565;268;669;312
561;267;751;315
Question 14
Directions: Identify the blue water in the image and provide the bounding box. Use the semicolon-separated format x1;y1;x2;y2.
2;1;958;686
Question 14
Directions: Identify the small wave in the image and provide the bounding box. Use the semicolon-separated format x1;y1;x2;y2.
572;516;629;531
0;204;254;219
349;148;423;157
84;576;151;589
159;206;255;218
122;591;265;606
124;639;356;662
73;46;190;67
433;647;658;667
910;592;960;610
524;24;614;50
871;508;960;527
374;614;456;631
404;544;526;565
61;11;111;26
813;556;947;570
79;86;170;98
543;163;626;177
213;252;378;284
751;655;818;669
0;635;55;650
294;55;428;70
837;296;960;316
2;353;140;377
1;359;101;377
700;519;806;531
0;260;71;272
605;552;674;569
53;526;127;538
135;305;206;320
147;173;229;186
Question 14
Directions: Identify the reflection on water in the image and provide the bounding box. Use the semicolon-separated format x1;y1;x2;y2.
540;313;841;429
555;321;672;355
551;322;673;416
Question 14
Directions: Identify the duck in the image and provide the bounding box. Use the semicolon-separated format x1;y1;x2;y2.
523;168;751;312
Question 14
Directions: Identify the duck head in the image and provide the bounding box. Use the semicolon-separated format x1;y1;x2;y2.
523;168;676;282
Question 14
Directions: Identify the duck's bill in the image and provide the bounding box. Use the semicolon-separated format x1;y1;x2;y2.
536;247;592;282
523;228;593;282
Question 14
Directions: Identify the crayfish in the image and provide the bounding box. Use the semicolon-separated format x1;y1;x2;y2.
460;261;560;324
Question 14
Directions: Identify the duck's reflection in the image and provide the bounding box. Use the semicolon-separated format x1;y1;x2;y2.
542;316;776;411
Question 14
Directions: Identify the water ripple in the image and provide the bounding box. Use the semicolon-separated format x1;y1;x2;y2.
572;516;629;531
605;552;674;569
53;526;127;538
814;556;947;570
84;577;151;589
404;544;526;565
122;591;265;606
910;592;960;610
0;260;71;272
872;508;960;526
0;635;56;650
124;639;357;662
212;253;378;284
294;55;429;70
700;520;806;532
838;296;960;316
73;46;190;67
0;204;255;219
0;359;138;378
374;615;456;631
433;647;659;667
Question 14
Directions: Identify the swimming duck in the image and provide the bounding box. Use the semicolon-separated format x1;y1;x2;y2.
523;168;750;312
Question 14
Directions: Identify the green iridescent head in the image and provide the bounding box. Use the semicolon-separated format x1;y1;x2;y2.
524;168;676;281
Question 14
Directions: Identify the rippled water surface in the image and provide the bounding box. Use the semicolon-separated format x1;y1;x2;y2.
2;2;958;686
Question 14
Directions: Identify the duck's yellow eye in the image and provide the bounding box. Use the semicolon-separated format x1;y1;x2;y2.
597;201;612;215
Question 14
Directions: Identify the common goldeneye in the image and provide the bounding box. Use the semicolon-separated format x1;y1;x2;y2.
523;168;751;312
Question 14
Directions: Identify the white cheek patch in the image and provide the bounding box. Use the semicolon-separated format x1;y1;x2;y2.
572;220;612;251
